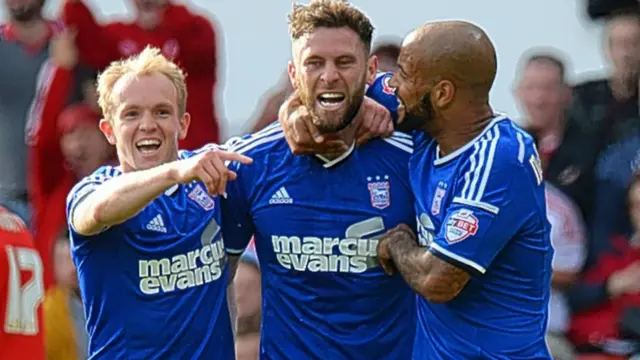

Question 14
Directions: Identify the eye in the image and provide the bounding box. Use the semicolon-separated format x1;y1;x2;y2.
124;111;139;119
336;57;355;67
156;109;171;117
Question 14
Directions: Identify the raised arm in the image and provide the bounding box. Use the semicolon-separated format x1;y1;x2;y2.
69;149;251;236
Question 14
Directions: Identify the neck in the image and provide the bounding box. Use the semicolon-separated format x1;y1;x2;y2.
534;116;564;152
429;105;494;156
10;18;47;44
319;124;356;160
610;74;638;100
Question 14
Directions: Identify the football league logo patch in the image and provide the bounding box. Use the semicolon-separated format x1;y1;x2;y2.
189;184;215;211
367;177;391;210
445;209;478;244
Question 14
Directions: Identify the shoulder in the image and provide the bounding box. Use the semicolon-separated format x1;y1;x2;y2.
225;122;287;158
572;77;609;100
75;165;123;187
455;117;543;201
67;165;122;205
461;116;536;171
366;72;400;121
368;131;414;155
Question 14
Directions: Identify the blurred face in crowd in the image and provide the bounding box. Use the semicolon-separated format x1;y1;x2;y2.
517;59;570;132
607;15;640;83
4;0;43;22
53;236;78;290
99;73;189;172
132;0;167;12
289;27;377;133
61;123;112;178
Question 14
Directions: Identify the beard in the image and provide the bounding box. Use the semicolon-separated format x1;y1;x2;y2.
9;0;43;23
395;90;435;133
296;74;366;134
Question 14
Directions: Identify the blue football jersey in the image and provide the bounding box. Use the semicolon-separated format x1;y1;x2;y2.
66;145;234;359
222;122;417;360
410;116;553;359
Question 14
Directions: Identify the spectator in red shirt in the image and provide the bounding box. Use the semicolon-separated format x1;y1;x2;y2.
62;0;222;149
569;175;640;357
29;30;114;286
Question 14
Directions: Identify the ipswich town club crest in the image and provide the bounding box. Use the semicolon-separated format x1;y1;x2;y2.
367;176;391;209
189;184;215;211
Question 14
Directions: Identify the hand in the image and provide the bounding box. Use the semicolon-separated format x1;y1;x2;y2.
50;28;78;69
354;97;394;146
278;91;349;156
607;261;640;296
171;149;253;195
377;224;416;275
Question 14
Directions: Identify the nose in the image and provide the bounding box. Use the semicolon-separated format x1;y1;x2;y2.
139;110;158;132
320;63;340;86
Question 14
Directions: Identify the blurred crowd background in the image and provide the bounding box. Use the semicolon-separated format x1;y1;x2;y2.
3;0;640;359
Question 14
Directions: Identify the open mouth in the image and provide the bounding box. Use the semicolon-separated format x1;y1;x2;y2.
136;139;161;155
317;92;346;109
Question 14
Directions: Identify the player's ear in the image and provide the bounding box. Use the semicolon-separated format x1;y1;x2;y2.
99;118;116;145
178;112;191;141
433;80;455;109
287;60;297;90
366;54;379;85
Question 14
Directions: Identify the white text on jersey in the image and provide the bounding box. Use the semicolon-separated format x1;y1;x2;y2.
138;240;226;295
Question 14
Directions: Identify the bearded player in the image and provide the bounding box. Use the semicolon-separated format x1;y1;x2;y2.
66;47;251;358
221;1;416;359
281;20;553;359
0;206;45;360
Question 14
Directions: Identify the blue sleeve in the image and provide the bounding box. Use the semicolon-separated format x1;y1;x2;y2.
65;166;122;243
366;72;400;123
221;137;256;256
428;135;544;276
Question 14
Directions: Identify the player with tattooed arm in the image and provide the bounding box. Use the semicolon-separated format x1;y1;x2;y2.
280;21;553;360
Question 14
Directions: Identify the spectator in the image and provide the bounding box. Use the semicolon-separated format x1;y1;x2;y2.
570;10;640;265
234;239;261;360
545;183;587;360
30;29;113;287
62;0;222;149
515;49;598;222
587;0;638;20
371;38;400;72
0;0;64;224
43;232;88;360
569;175;640;358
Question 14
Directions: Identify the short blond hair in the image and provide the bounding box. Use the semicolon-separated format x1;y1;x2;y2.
288;0;374;52
97;46;187;121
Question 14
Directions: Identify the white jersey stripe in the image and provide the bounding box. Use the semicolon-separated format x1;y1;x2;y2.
461;142;480;199
474;126;501;202
388;135;413;146
467;135;489;201
229;126;284;154
383;138;413;153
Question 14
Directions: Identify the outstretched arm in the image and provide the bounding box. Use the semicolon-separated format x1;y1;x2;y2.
378;224;470;303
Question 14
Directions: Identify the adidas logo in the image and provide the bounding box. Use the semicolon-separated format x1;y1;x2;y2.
146;214;167;233
269;187;293;205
